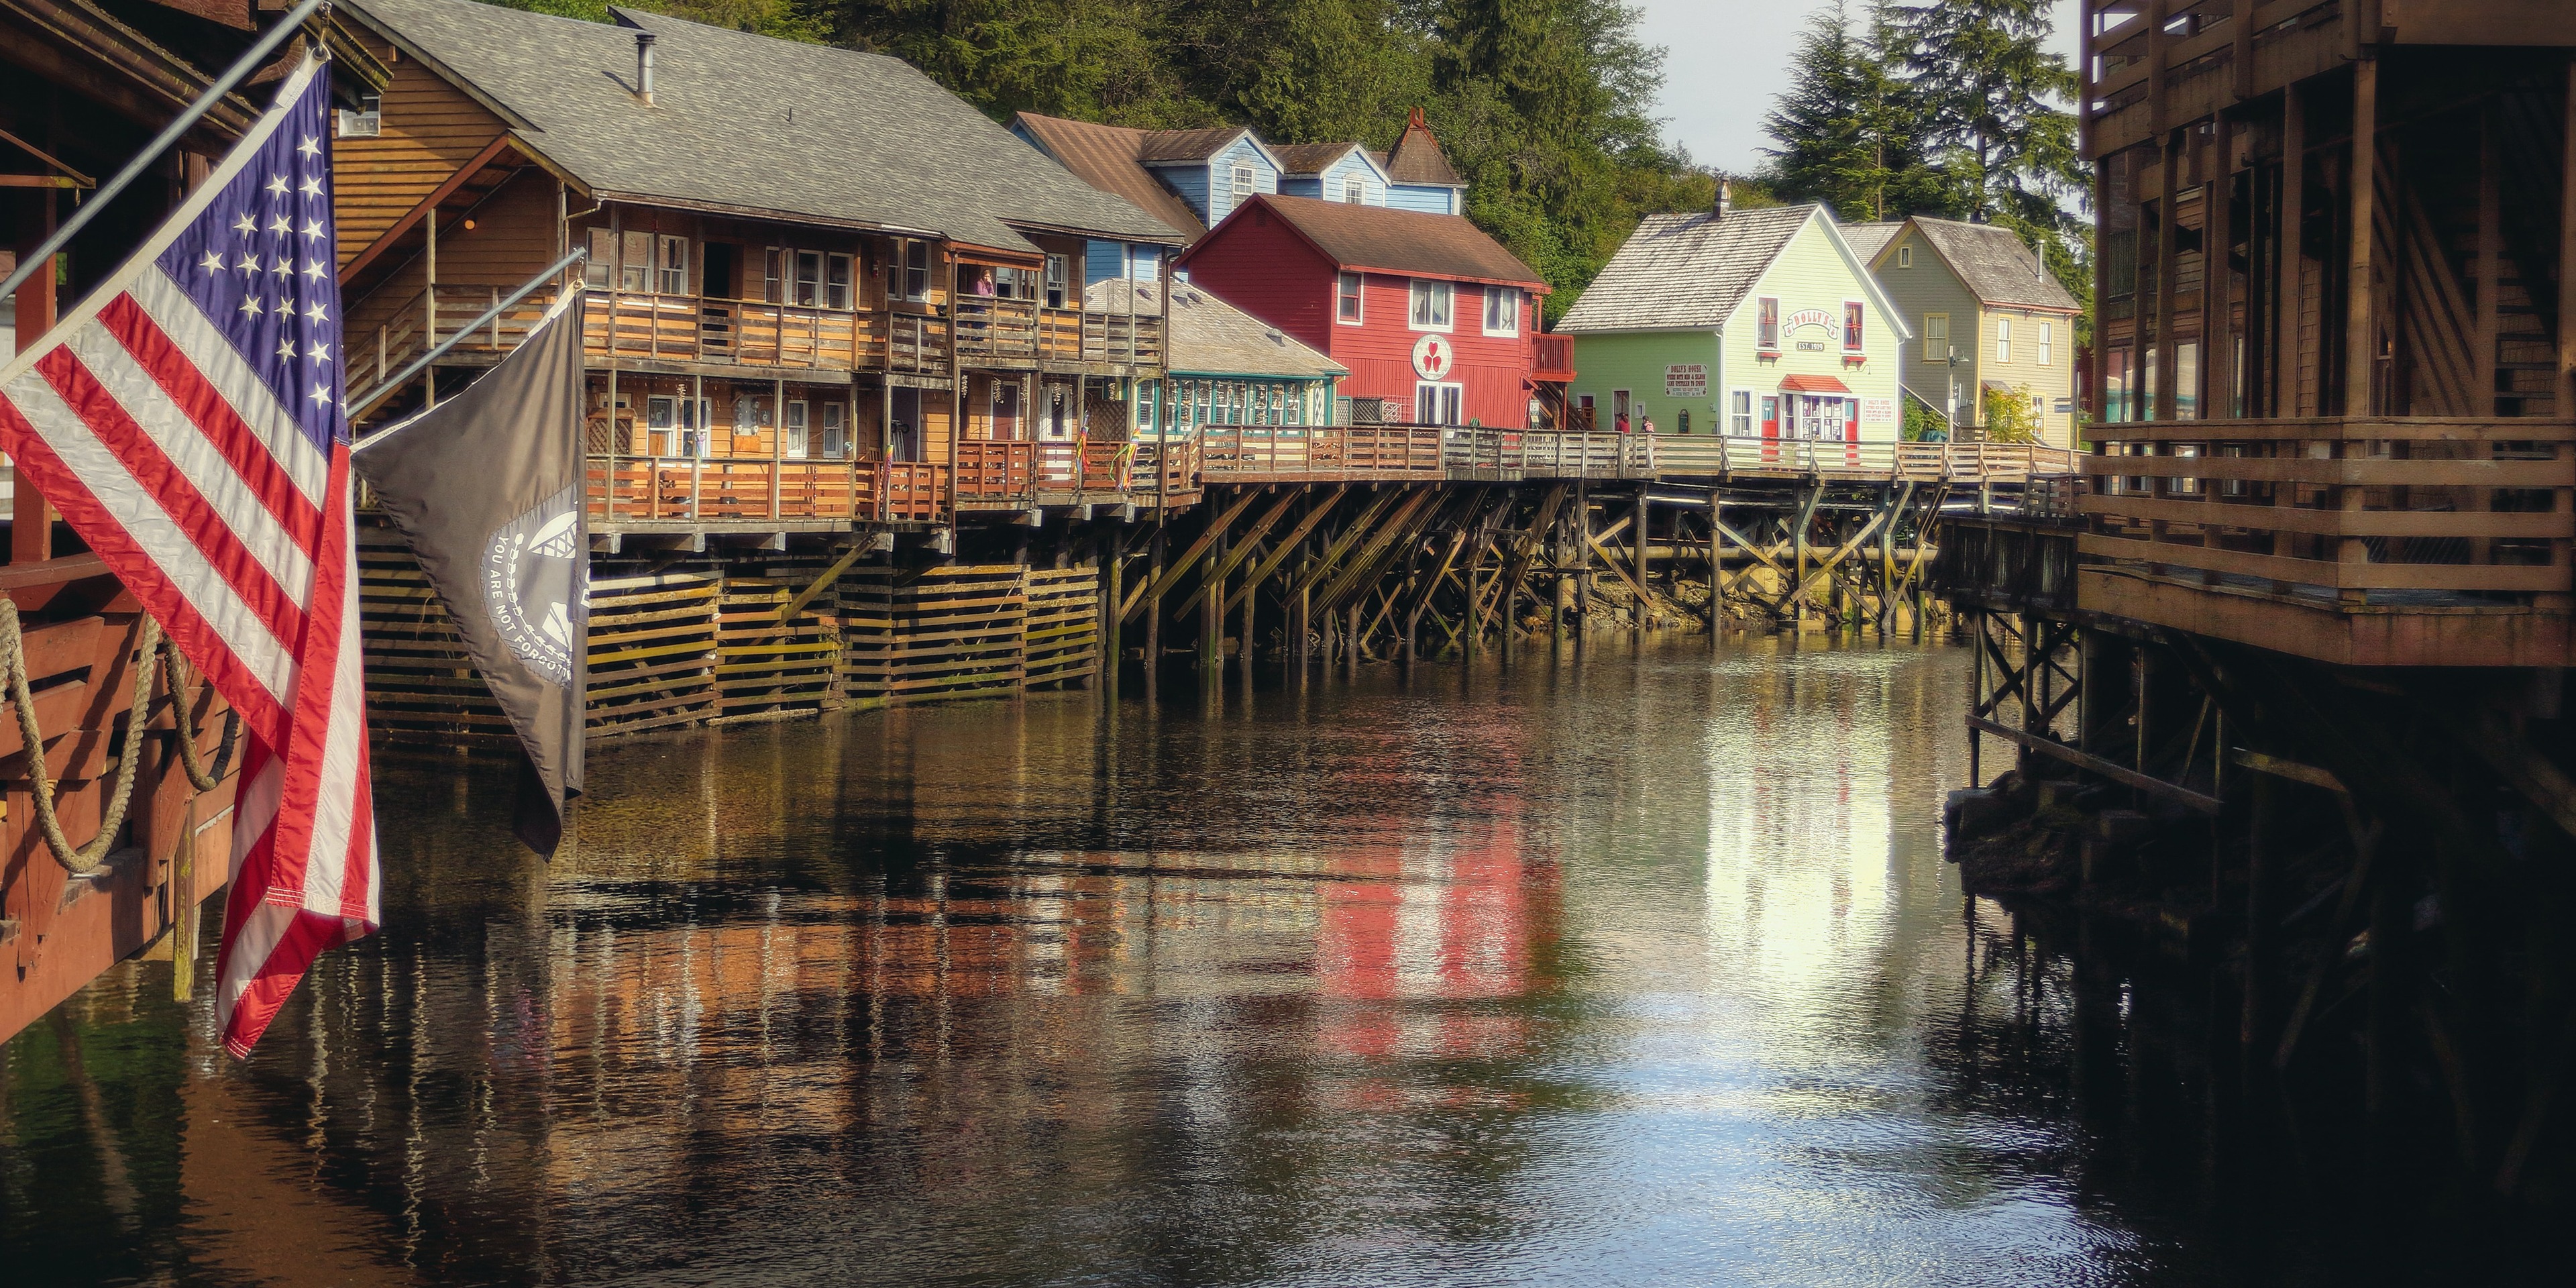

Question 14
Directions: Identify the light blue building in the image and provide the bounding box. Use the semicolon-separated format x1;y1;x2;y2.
1011;108;1470;252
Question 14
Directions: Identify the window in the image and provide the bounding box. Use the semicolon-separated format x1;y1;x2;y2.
1230;162;1255;199
1337;272;1364;323
646;395;678;455
763;248;785;304
1577;393;1594;430
657;235;689;294
794;251;822;307
1842;301;1864;352
1483;286;1518;336
620;230;651;293
1415;382;1462;426
1344;177;1366;204
1996;316;2013;364
1729;390;1752;435
1409;279;1452;330
899;239;931;301
2039;321;2053;367
2173;341;2200;421
1897;244;1913;269
784;400;809;458
1044;254;1069;309
820;402;847;458
827;254;854;310
2104;349;2132;423
1612;389;1631;431
1924;312;1949;362
1756;296;1780;350
585;228;613;288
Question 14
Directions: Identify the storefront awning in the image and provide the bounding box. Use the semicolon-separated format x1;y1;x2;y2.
1778;374;1852;395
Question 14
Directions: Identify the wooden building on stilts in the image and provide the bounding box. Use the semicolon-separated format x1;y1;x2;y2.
331;0;1189;736
1931;0;2576;1222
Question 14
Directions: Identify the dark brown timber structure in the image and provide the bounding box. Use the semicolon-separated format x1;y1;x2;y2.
1938;0;2576;1245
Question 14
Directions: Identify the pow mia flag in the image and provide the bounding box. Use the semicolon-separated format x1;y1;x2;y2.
354;293;586;856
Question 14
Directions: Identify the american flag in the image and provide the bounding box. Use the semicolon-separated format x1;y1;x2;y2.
0;54;375;1057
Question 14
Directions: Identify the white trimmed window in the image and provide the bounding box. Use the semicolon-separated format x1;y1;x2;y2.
1756;296;1780;350
784;400;810;458
1409;279;1453;331
1730;389;1753;435
657;235;690;294
1483;286;1519;336
1996;316;2013;364
1415;382;1462;426
1896;244;1913;268
1842;300;1863;352
2040;320;2053;366
1230;163;1256;199
1337;272;1364;323
1343;177;1366;204
1924;312;1949;361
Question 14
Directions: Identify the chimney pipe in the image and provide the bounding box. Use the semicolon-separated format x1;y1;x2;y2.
635;30;656;105
1716;177;1732;221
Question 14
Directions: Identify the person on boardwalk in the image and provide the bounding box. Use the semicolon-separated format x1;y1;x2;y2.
1615;409;1631;433
1640;415;1657;436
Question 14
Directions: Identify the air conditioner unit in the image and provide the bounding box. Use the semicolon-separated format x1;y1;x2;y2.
337;108;380;138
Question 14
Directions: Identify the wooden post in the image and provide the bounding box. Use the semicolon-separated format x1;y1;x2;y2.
1708;486;1725;629
2478;105;2503;417
1240;537;1256;677
2276;83;2306;421
2154;129;2182;423
2208;113;2235;419
1201;524;1223;677
1631;486;1650;631
1104;527;1124;684
2346;55;2380;419
1346;600;1361;676
1146;525;1165;677
2243;771;2276;1097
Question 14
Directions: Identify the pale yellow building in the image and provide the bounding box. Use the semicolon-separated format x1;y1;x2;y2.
1848;217;2082;447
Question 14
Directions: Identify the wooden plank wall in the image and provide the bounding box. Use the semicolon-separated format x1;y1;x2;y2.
334;38;511;270
361;547;1097;745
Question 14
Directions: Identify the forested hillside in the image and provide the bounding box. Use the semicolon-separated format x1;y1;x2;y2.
488;0;1715;320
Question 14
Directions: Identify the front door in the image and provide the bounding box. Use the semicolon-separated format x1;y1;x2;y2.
891;387;922;462
1040;384;1077;441
993;379;1022;441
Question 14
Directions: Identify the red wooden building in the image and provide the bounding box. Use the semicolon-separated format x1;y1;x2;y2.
1176;195;1565;428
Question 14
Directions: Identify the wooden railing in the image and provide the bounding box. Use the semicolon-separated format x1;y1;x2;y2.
1034;440;1149;493
956;439;1036;502
584;457;953;525
955;299;1039;362
888;310;950;375
2078;417;2576;602
1532;333;1575;382
1648;435;2081;481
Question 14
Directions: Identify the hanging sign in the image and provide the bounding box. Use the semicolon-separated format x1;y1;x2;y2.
1783;307;1835;334
1411;333;1454;380
1664;364;1707;398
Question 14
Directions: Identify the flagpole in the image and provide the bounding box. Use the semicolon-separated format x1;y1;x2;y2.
347;248;588;435
0;0;329;307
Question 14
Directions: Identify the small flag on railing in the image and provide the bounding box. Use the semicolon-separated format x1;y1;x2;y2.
0;54;376;1057
353;293;586;857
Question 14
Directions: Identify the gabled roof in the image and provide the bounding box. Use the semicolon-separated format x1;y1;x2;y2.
1012;112;1208;239
1089;280;1345;379
1901;217;2081;313
1271;141;1388;184
1183;194;1544;289
1841;221;1900;264
345;0;1183;255
1555;205;1815;333
1383;108;1462;187
1137;125;1260;164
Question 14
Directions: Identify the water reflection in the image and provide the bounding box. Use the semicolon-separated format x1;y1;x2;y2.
6;637;2270;1285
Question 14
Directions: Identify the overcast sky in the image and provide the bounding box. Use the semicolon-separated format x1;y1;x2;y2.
1634;0;2085;175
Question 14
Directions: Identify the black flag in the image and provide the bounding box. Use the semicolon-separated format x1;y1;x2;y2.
354;295;586;856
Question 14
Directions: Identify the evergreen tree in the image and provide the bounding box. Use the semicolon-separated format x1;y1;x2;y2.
1760;1;1954;223
1884;0;2082;227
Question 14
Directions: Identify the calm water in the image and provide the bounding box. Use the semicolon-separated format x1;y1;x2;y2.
3;637;2274;1285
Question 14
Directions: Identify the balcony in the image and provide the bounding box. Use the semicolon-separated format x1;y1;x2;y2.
585;457;952;528
2076;417;2575;667
346;284;900;394
1647;436;2081;482
1532;333;1575;383
955;302;1166;370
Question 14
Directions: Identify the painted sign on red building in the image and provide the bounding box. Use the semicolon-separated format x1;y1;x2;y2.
1177;195;1556;429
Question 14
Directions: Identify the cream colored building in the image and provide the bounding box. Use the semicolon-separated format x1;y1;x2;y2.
1847;217;2082;447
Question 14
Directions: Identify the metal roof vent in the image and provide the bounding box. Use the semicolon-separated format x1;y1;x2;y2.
635;30;657;105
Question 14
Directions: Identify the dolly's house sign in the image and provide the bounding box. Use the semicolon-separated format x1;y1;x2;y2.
1665;364;1707;398
1411;333;1454;380
1783;307;1835;334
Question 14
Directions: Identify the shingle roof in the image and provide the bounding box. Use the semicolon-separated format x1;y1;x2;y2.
1841;221;1900;264
1188;194;1543;287
348;0;1183;254
1089;280;1345;378
1909;217;2080;312
1554;205;1818;333
1383;109;1462;186
1271;142;1359;175
1012;112;1208;239
1136;126;1251;164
